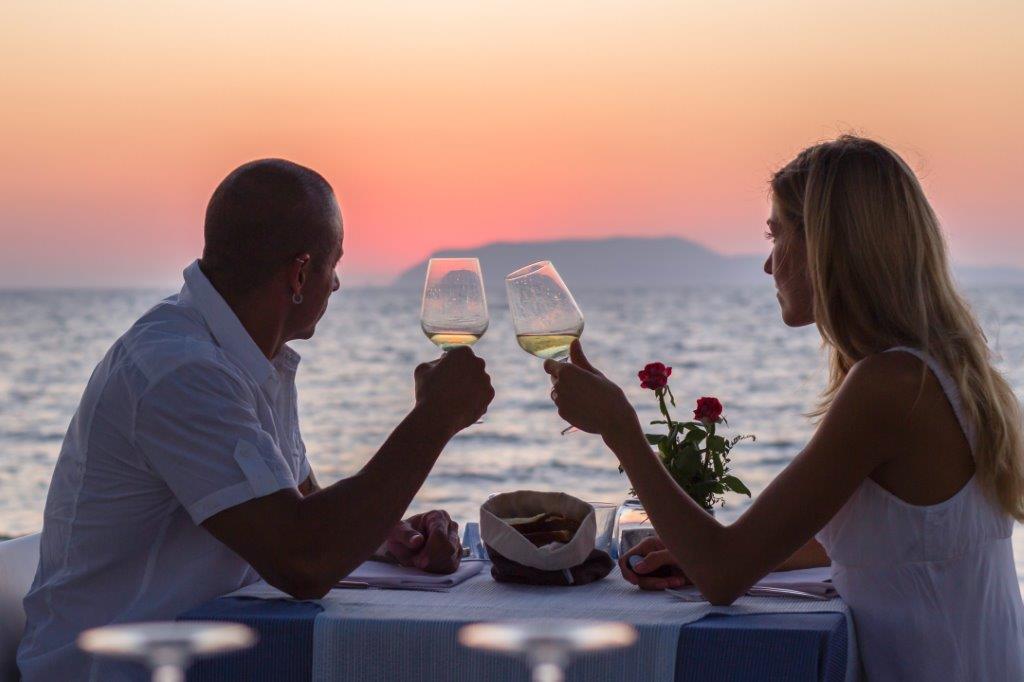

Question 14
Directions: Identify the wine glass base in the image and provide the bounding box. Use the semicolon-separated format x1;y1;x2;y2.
78;621;256;682
459;619;637;681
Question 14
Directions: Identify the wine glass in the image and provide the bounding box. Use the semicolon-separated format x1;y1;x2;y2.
421;258;489;351
421;257;489;424
459;619;637;682
505;261;584;433
77;621;256;682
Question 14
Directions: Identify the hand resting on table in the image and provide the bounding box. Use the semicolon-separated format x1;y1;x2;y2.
384;509;462;574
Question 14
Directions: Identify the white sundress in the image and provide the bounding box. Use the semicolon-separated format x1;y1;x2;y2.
816;347;1024;681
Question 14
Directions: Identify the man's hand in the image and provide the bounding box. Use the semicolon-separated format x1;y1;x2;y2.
415;346;495;433
385;510;462;574
544;341;637;437
619;537;689;591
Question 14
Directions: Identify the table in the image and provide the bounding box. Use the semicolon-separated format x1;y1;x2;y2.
179;573;851;681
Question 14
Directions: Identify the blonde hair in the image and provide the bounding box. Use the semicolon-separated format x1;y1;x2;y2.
772;135;1024;520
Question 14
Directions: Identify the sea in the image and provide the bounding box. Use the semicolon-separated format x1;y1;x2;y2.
2;285;1023;586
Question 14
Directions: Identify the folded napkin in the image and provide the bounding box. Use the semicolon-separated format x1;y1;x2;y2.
668;567;835;602
224;560;485;601
347;559;484;591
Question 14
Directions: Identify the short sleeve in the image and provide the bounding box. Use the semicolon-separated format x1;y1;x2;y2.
135;360;299;524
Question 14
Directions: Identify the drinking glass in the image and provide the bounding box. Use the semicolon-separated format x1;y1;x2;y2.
421;258;489;351
421;257;489;424
77;621;256;682
590;502;618;555
505;261;584;433
459;619;636;682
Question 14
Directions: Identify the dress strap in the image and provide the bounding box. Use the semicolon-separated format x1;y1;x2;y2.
884;346;976;455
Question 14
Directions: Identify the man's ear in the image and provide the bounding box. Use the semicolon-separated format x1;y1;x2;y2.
289;254;312;297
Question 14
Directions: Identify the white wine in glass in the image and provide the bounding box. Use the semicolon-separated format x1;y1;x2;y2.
505;261;585;433
515;332;581;361
506;261;584;361
421;258;489;351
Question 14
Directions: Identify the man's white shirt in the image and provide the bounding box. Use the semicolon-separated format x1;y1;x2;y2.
18;261;311;681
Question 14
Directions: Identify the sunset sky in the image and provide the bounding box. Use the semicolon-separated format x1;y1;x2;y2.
1;1;1021;287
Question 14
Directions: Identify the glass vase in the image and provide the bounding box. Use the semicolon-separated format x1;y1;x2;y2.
612;498;716;559
612;499;654;559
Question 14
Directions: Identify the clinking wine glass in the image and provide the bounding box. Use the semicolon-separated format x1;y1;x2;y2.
421;257;489;422
505;261;585;434
421;257;489;350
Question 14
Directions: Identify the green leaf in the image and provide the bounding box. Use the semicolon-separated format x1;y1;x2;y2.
686;481;719;500
707;435;727;452
710;450;725;478
646;434;665;446
722;475;752;497
683;428;706;444
673;443;701;482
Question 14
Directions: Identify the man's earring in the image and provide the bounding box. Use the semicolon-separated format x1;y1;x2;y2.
292;293;303;305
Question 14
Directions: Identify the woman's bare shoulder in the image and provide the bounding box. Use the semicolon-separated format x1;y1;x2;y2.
828;351;931;433
849;349;927;386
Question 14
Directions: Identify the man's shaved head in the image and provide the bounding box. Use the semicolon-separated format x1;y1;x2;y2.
201;159;341;297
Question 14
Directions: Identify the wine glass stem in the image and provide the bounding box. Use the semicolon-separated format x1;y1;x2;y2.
152;664;185;682
532;662;565;682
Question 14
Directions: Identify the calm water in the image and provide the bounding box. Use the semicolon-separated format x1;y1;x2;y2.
2;285;1023;584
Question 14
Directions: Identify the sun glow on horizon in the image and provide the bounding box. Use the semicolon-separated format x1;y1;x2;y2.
1;1;1021;286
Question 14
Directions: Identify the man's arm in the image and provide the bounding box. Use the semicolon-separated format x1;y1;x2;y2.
202;347;493;599
303;470;462;572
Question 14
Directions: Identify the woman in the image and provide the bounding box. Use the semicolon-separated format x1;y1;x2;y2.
545;136;1024;681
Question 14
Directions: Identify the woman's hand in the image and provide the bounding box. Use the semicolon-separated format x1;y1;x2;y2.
543;341;641;438
619;537;689;590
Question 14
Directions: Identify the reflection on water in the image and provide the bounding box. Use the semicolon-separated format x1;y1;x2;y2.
1;285;1023;585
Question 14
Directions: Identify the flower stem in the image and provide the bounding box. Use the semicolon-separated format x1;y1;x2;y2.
657;390;673;424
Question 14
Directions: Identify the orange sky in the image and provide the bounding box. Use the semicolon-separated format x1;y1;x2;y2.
1;1;1021;286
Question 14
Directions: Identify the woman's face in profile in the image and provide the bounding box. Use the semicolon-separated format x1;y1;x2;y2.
763;200;814;327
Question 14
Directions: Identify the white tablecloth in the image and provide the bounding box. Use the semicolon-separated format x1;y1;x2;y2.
299;571;857;681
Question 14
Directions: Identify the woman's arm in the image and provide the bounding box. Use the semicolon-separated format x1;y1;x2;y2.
547;342;908;604
619;536;829;591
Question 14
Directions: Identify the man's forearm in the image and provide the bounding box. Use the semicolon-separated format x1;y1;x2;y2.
290;403;455;586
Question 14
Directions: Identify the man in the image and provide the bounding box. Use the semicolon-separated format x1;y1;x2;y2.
17;159;494;680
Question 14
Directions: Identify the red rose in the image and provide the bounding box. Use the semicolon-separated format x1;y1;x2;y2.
638;362;672;391
693;396;723;423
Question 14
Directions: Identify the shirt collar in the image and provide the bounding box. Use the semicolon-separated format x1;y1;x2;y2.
180;260;300;388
